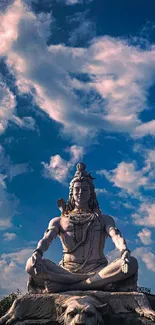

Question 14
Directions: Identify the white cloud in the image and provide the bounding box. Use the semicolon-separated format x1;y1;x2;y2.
0;219;12;229
1;1;155;142
67;145;84;163
3;232;17;241
66;0;82;4
0;79;36;135
0;174;7;188
95;188;108;195
0;248;33;296
12;116;37;131
0;0;24;56
132;203;155;227
0;82;16;135
0;183;18;230
133;247;155;272
133;120;155;138
97;161;148;193
0;146;29;230
42;145;84;183
137;228;152;245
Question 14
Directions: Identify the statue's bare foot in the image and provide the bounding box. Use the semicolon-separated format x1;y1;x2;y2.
44;281;69;293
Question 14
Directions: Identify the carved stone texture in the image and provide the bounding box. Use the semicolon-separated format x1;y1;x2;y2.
0;291;155;325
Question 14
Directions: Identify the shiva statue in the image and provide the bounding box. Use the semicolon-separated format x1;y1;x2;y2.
26;162;138;293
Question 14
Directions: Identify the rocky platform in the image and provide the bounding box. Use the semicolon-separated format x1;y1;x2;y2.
0;291;155;325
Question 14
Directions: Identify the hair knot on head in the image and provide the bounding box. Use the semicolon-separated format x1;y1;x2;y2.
75;162;96;181
75;162;87;179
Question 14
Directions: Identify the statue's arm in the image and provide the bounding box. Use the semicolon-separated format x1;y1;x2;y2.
34;217;60;256
104;214;129;254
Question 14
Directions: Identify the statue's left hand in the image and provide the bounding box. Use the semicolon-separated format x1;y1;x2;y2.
121;250;131;274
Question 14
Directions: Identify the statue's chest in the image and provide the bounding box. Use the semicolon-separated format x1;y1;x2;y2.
60;214;104;244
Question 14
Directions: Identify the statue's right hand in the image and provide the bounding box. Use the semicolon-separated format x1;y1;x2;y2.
32;252;46;275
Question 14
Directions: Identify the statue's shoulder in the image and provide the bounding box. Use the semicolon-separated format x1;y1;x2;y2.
100;212;115;226
48;216;61;229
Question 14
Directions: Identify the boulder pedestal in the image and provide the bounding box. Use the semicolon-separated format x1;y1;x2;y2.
0;291;155;325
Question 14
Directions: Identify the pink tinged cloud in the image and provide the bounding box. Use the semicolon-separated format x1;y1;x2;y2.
0;83;16;135
97;161;148;193
133;247;155;272
132;203;155;227
42;145;84;183
0;248;33;296
0;0;24;56
137;228;152;245
1;0;155;141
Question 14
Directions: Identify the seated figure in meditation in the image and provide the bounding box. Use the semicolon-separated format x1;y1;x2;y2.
26;162;138;293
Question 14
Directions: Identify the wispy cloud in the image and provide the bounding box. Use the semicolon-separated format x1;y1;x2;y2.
137;228;152;245
3;232;17;241
68;11;96;46
64;0;93;5
42;145;84;183
0;183;18;230
95;188;108;195
0;82;16;135
0;145;29;230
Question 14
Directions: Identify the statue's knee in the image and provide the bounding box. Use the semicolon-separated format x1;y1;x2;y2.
25;257;34;275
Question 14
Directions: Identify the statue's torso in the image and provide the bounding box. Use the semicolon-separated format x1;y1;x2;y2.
58;212;108;270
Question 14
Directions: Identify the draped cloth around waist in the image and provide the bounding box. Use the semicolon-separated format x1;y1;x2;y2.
59;257;108;274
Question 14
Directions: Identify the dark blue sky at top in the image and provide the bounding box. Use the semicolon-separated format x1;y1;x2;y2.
31;0;155;40
0;0;155;297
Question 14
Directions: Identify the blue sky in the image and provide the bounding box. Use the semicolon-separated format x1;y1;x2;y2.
0;0;155;297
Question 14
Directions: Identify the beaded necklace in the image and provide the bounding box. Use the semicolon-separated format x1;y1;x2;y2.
69;213;96;244
62;212;101;272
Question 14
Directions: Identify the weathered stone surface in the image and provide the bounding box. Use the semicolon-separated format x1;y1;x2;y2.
0;291;155;325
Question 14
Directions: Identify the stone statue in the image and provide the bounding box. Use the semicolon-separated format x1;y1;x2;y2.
25;162;138;294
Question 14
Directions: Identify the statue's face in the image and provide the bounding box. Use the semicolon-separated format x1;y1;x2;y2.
73;181;90;206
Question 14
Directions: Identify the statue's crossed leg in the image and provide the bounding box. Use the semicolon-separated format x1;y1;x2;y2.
26;255;138;293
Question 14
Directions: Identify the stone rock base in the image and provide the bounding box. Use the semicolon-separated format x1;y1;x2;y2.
0;291;155;325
